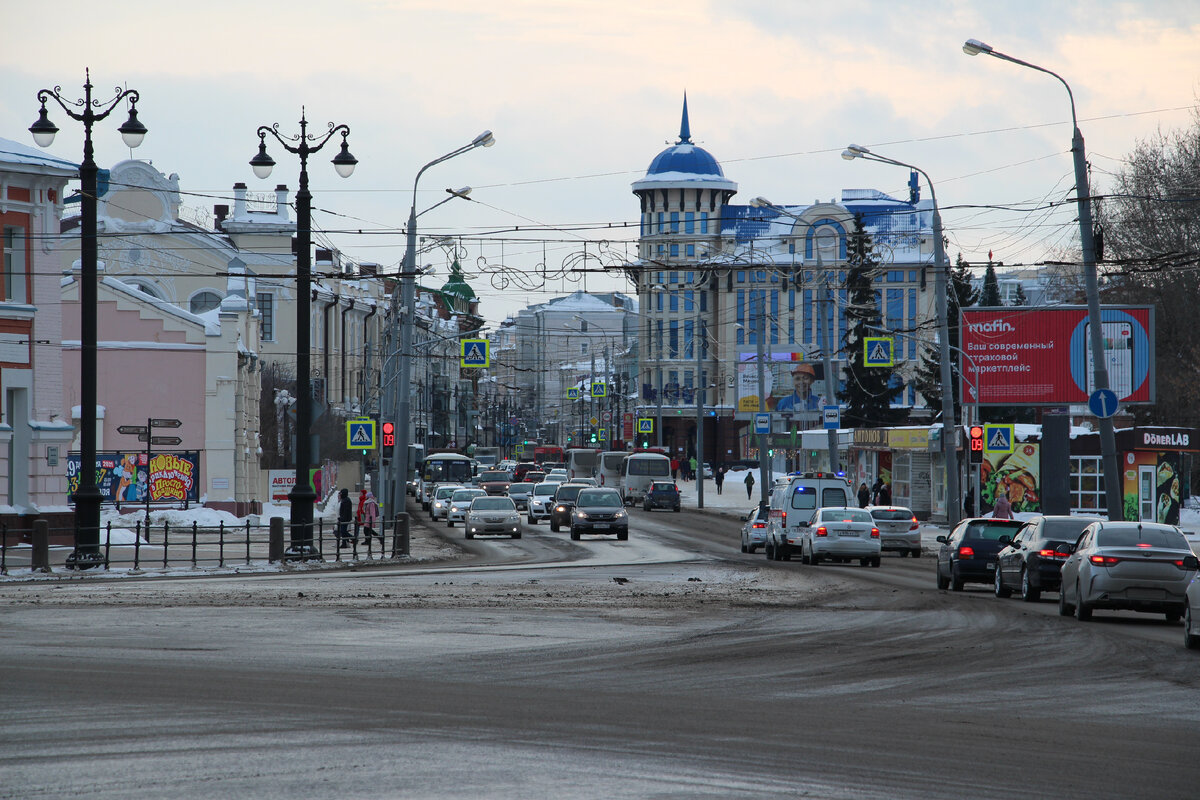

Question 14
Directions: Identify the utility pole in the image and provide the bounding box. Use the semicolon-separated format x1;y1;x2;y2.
815;239;840;472
756;292;769;503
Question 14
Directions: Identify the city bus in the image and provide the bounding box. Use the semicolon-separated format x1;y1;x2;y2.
565;448;601;481
417;451;475;510
533;445;565;466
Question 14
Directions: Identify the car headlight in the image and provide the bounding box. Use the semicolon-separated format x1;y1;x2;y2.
615;510;627;519
556;505;566;512
575;511;589;520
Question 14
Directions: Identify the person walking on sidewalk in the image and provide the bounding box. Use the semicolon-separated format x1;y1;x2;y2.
714;467;725;495
744;471;755;500
689;456;698;483
336;488;354;548
358;489;381;544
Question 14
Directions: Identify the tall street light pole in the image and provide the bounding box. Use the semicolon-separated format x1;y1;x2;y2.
250;109;358;559
963;38;1123;521
839;147;961;528
391;131;495;518
31;71;148;569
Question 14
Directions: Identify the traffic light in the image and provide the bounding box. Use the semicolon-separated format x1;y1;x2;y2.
968;425;984;465
590;432;597;443
381;421;395;461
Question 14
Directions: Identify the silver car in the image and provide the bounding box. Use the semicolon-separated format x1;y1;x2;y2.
429;483;463;521
799;506;881;567
507;482;535;512
740;503;769;553
527;482;558;524
446;488;487;527
1184;573;1200;649
867;505;921;557
465;496;522;540
1058;521;1198;622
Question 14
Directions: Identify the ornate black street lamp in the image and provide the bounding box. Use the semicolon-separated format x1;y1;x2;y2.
31;70;147;568
250;109;357;558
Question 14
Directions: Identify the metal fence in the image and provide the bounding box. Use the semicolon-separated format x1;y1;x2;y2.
0;514;411;575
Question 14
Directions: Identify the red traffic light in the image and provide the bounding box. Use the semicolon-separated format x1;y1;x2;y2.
382;421;395;448
969;425;983;438
382;422;395;435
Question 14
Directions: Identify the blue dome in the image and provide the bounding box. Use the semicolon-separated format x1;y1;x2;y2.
646;143;726;178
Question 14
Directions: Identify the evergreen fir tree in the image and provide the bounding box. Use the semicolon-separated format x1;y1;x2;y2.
1013;283;1028;306
837;217;905;427
980;263;1003;306
913;254;980;416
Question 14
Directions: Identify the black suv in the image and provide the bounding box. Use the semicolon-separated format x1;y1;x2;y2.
571;488;629;540
549;483;589;532
994;515;1102;601
643;481;681;512
936;518;1024;591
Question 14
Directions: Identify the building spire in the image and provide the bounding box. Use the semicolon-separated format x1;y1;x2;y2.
678;92;692;144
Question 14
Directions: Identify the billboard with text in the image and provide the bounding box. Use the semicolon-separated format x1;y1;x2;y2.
959;306;1154;407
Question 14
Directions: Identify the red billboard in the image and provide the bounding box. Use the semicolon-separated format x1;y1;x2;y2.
959;306;1154;406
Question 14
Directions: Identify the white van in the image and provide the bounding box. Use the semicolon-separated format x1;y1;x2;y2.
598;451;628;489
764;473;853;560
620;453;672;505
566;448;601;482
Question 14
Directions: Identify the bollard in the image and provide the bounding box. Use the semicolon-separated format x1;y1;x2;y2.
392;512;410;558
31;520;51;573
268;517;285;563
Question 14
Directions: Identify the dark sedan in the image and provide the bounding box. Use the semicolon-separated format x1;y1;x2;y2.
994;515;1102;601
936;518;1025;591
549;482;590;532
570;488;629;540
643;481;681;512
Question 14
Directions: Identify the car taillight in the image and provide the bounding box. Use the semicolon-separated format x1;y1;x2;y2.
1090;555;1120;566
816;526;828;537
781;511;787;525
870;527;880;538
910;517;919;531
1039;548;1068;560
958;546;975;558
752;522;766;529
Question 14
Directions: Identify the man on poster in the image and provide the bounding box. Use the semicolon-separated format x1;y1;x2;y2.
774;364;821;412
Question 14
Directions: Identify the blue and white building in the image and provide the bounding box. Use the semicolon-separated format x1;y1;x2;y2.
631;97;942;470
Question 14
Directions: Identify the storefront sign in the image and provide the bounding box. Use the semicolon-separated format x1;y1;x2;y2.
889;429;930;450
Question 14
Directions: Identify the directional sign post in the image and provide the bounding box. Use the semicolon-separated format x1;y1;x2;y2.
116;417;185;530
460;338;490;368
1088;388;1119;419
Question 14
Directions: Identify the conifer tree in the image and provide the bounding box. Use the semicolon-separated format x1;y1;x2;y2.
837;217;906;427
980;263;1002;306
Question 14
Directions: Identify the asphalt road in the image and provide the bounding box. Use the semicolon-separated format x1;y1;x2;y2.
2;505;1198;799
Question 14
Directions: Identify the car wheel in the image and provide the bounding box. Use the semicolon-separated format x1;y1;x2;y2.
994;567;1012;598
1058;585;1074;616
800;546;811;565
764;541;773;560
910;549;921;558
1075;583;1093;621
871;557;881;568
950;565;964;592
673;505;680;512
810;551;821;566
780;545;791;561
936;566;949;590
447;520;454;528
740;540;748;553
512;532;521;539
1165;607;1182;624
860;557;871;567
617;530;628;541
550;521;559;532
465;531;474;540
570;527;580;541
1020;568;1041;602
527;515;536;525
1184;606;1200;649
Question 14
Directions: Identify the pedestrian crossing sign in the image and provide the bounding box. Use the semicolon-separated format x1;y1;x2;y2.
864;337;894;367
591;382;607;398
567;387;580;400
983;423;1014;454
597;429;608;441
637;418;654;434
460;338;490;368
346;419;377;449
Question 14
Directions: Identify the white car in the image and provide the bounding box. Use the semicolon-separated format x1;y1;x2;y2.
447;488;487;527
527;482;559;524
798;506;881;567
429;484;463;521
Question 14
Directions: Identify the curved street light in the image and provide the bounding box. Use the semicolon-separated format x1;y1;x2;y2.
250;109;357;559
841;146;961;527
32;71;147;569
962;38;1122;521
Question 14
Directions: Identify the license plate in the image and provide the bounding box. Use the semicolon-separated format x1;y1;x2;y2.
836;530;858;537
593;523;609;529
987;563;995;569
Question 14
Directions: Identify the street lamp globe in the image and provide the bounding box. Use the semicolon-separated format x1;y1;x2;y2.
28;104;59;148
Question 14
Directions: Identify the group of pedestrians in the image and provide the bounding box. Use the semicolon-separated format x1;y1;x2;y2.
856;478;893;508
336;487;383;549
670;457;703;481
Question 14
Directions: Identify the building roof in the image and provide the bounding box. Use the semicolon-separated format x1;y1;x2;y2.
632;95;737;193
0;136;78;175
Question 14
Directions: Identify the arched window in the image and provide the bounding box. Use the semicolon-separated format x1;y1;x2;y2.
127;279;165;301
190;290;222;314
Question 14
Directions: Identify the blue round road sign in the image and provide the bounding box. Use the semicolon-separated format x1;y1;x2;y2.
1088;388;1119;419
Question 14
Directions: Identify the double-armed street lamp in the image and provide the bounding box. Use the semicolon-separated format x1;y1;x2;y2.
839;147;961;527
31;71;148;568
390;131;495;518
249;110;358;558
962;38;1123;521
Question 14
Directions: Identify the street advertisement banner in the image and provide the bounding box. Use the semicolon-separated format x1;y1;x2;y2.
978;441;1041;516
66;451;201;505
959;306;1154;406
736;350;837;415
268;468;324;503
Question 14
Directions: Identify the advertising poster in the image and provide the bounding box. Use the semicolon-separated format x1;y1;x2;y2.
268;469;324;503
960;306;1154;406
979;442;1042;516
1121;451;1183;525
736;350;838;414
66;451;201;505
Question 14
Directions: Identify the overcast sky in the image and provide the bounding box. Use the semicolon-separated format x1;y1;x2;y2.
4;1;1198;326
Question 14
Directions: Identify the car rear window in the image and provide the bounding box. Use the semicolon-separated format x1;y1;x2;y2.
533;484;557;496
790;486;817;510
820;508;873;523
1042;518;1099;539
509;483;533;493
965;521;1024;540
555;486;584;502
870;509;914;521
452;489;485;501
1097;529;1189;549
479;472;509;482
